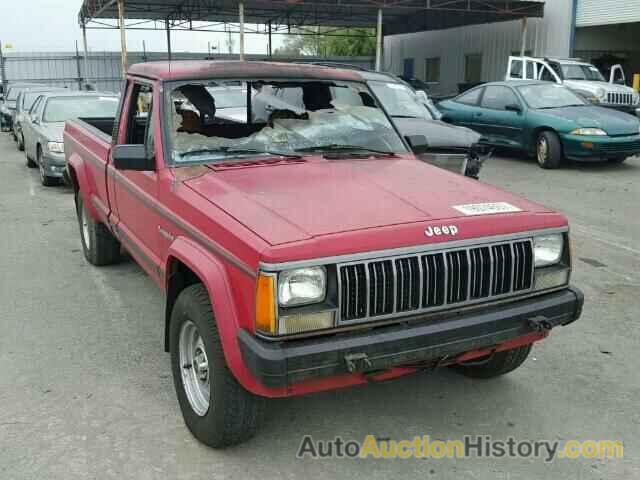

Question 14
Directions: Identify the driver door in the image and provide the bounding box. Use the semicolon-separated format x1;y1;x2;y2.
474;85;525;148
111;81;164;284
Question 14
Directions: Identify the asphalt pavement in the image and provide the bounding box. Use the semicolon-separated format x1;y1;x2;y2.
1;133;638;479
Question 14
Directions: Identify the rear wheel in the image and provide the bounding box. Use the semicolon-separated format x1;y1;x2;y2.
170;284;264;448
452;344;532;379
76;194;121;266
536;131;562;169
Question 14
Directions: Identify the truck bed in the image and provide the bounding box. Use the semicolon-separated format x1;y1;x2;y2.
77;117;115;140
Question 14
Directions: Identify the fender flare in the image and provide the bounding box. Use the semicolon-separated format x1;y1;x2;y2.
66;153;100;220
164;237;280;397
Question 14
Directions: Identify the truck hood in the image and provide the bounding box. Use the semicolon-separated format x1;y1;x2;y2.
184;156;550;246
392;117;481;150
564;79;635;95
537;106;640;135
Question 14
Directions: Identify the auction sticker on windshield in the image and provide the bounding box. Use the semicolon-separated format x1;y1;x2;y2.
453;202;522;216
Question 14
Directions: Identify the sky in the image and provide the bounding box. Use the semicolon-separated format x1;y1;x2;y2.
0;0;283;54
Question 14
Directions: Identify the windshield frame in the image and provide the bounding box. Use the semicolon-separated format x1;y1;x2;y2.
162;77;411;167
516;83;588;110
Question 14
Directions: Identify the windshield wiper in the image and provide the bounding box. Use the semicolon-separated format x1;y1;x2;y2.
296;144;397;156
179;147;301;159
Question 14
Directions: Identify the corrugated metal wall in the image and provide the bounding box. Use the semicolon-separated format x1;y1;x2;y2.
577;0;640;27
383;0;573;96
2;52;374;93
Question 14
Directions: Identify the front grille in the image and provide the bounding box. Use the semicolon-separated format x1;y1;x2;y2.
606;92;633;106
338;239;533;323
597;140;640;155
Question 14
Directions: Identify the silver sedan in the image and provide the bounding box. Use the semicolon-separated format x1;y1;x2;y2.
22;92;119;186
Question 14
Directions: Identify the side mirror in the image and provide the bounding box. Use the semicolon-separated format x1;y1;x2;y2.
112;144;153;171
405;134;430;154
505;103;522;113
31;115;40;125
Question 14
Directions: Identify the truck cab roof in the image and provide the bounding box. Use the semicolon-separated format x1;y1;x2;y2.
127;60;365;83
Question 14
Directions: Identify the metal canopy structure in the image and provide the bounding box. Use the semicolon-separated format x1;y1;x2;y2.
77;0;545;78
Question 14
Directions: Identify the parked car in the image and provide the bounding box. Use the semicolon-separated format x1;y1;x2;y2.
506;56;640;117
64;60;583;448
23;91;119;185
438;80;640;168
0;82;45;133
14;87;64;151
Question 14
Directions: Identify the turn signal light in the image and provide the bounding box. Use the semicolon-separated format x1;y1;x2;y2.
255;274;276;334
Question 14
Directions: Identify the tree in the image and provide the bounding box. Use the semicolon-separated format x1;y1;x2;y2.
275;27;375;57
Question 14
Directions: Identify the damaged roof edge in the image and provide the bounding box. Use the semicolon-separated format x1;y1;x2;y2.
127;61;365;82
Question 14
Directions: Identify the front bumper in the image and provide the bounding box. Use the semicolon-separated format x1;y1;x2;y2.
238;286;584;388
41;152;66;178
561;133;640;160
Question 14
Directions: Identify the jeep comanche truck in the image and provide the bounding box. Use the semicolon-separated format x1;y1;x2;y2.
63;61;584;449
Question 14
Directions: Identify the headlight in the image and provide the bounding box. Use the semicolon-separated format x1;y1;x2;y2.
596;88;606;99
278;267;326;307
47;141;65;154
534;234;564;267
570;127;607;136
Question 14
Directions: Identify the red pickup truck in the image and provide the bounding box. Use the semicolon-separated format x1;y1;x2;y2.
64;61;583;448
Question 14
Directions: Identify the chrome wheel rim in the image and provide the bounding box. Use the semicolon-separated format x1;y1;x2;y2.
81;206;91;248
537;137;548;165
179;320;210;416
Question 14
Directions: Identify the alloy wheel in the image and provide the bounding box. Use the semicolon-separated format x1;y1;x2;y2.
179;320;211;416
537;137;548;166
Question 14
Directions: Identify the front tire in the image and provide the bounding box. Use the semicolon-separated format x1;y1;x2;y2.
452;344;532;379
536;131;562;169
26;147;37;168
38;148;58;186
170;284;264;448
76;194;121;266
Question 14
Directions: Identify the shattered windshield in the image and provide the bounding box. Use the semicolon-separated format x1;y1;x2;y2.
167;79;408;164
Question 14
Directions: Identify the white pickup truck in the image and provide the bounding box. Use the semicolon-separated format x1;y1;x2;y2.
506;56;640;117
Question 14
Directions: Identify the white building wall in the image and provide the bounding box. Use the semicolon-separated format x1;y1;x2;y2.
383;0;573;96
577;0;640;27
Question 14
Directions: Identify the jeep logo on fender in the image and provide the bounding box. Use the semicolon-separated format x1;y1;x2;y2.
425;225;459;237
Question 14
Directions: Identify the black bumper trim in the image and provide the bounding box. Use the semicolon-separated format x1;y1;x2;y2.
238;287;584;388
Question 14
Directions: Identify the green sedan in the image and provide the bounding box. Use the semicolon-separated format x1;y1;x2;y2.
438;80;640;168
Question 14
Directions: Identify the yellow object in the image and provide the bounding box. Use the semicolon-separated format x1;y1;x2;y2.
633;74;640;92
255;274;276;334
